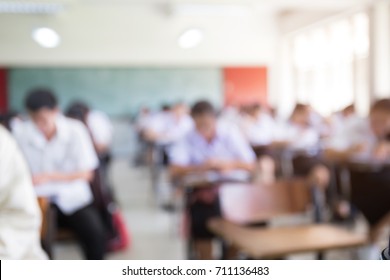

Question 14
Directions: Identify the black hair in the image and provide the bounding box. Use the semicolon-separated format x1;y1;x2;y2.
65;101;90;124
161;104;171;111
25;88;58;112
191;100;216;117
371;99;390;114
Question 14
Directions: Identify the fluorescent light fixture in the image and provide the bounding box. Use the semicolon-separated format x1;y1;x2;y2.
173;4;250;17
178;28;203;49
0;1;64;14
32;27;60;48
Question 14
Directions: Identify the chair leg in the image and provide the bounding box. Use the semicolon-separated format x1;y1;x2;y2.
316;252;324;260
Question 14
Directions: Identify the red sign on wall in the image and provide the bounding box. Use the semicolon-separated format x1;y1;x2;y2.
0;69;7;112
224;67;267;107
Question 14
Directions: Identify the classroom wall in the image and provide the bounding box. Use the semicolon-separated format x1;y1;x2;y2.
8;68;223;117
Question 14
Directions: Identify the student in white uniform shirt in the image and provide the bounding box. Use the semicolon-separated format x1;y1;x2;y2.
65;101;113;160
324;99;390;256
239;103;274;147
0;125;47;260
169;101;256;259
238;103;277;184
14;89;106;260
272;104;330;195
144;102;193;145
273;104;319;150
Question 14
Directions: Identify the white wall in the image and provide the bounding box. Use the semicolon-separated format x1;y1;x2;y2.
370;0;390;100
0;5;278;67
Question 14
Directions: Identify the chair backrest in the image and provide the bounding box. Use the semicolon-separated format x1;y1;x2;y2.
219;179;311;224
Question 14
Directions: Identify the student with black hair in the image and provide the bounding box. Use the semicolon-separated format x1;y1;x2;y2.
169;100;256;259
14;88;106;260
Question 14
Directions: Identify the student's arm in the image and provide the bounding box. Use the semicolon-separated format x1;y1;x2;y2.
32;170;94;186
206;159;255;172
169;164;210;178
0;127;47;259
226;127;257;172
323;143;366;162
34;121;99;186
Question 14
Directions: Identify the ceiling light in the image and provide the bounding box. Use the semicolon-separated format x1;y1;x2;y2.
32;27;61;48
178;28;203;49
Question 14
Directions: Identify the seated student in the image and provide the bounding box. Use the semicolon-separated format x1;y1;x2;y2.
66;101;113;163
239;103;274;147
324;99;390;235
144;102;193;145
14;89;106;260
273;104;319;150
169;100;256;259
324;100;390;161
0;125;47;260
329;104;361;138
238;103;277;183
307;105;331;138
135;106;152;134
272;104;330;196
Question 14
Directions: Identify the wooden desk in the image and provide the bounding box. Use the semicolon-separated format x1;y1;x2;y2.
178;172;251;259
323;156;390;227
252;145;322;178
209;219;367;259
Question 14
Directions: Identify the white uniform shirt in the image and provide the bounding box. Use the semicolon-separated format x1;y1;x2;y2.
325;118;377;156
14;115;99;215
0;126;47;259
146;112;194;145
239;113;275;146
273;121;319;150
169;122;256;179
87;110;113;147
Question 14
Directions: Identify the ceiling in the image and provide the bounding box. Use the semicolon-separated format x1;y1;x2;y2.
0;0;377;16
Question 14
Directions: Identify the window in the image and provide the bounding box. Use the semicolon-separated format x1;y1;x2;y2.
291;12;369;116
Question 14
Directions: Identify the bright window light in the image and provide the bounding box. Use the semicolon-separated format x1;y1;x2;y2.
178;28;203;49
32;27;60;48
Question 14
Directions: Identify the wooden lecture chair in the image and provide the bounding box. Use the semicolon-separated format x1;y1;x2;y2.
208;179;367;259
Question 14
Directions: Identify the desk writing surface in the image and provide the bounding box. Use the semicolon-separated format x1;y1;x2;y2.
179;171;251;188
208;219;367;259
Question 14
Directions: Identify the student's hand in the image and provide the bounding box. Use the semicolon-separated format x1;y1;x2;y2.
347;143;366;155
205;159;234;172
32;174;53;186
373;142;390;160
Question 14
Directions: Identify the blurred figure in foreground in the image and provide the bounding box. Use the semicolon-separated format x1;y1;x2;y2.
0;125;47;259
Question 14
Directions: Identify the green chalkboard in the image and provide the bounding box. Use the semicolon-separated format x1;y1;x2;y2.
8;68;223;117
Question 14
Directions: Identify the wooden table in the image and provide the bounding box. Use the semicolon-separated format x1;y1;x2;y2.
177;172;250;259
208;219;367;259
323;156;390;227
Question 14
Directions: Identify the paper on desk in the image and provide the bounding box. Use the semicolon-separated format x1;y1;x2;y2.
34;182;61;198
183;170;250;186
